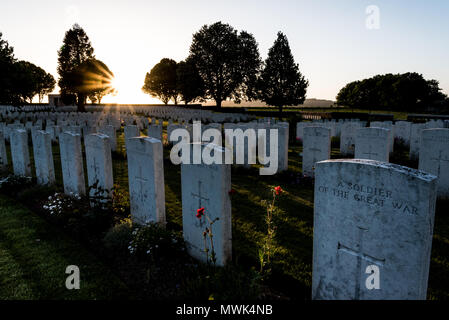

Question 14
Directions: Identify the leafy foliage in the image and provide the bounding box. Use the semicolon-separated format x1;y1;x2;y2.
0;33;55;105
176;59;204;104
336;73;449;112
67;58;115;105
258;32;308;113
142;58;178;105
188;21;261;107
57;24;95;111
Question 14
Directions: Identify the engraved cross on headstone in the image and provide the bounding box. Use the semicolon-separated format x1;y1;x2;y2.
431;150;449;177
134;166;148;202
192;180;209;209
308;147;322;168
337;226;385;300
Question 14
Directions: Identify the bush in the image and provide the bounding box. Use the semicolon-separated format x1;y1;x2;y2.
0;175;33;197
41;191;121;242
127;222;186;263
103;221;133;258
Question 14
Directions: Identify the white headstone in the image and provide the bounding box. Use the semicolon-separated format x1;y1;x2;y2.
10;129;31;177
0;132;8;169
32;130;55;185
371;121;394;152
85;133;114;199
355;127;390;162
409;123;426;160
59;132;86;196
127;136;166;224
99;125;117;152
340;122;362;155
124;125;140;151
312;159;437;300
302;126;331;177
419;128;449;198
181;144;232;266
394;121;411;146
147;124;163;141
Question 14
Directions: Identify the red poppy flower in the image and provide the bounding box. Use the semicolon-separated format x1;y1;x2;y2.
196;207;205;219
228;189;236;195
274;186;283;195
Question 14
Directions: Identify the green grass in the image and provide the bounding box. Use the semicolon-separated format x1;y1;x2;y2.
244;106;410;120
1;128;449;299
0;194;131;300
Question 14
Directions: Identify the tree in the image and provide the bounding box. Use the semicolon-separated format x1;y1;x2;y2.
142;58;178;105
57;24;95;112
188;22;261;108
66;58;115;105
36;70;56;103
0;32;17;105
176;59;204;105
336;73;448;112
258;32;309;114
6;60;55;105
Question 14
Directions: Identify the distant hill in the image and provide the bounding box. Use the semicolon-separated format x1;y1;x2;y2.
202;98;337;108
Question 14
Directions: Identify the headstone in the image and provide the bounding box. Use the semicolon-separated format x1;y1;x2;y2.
147;124;163;141
409;123;426;160
181;144;232;266
124;125;140;151
0;132;8;169
32;130;55;185
340;122;362;155
394;121;411;146
10;129;31;177
312;159;437;300
302;126;331;177
99;125;117;151
371;121;394;152
355;127;390;162
85;133;114;199
419;129;449;198
59;132;86;196
127;136;166;224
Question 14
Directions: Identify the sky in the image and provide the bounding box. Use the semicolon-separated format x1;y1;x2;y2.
0;0;448;104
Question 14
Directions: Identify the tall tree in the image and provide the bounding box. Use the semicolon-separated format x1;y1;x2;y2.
67;58;115;105
36;70;56;103
336;73;448;112
57;24;95;112
176;59;204;105
0;32;17;105
142;58;178;105
188;22;261;108
258;32;308;114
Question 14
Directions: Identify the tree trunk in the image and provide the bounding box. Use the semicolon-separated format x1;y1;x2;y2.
278;105;283;118
216;99;222;108
77;93;86;112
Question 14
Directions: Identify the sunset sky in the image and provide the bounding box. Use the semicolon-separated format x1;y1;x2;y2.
1;0;448;104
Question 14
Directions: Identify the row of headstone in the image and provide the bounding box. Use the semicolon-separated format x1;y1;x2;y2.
2;125;233;267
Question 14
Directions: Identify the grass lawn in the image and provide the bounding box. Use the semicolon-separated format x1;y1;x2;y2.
0;194;131;300
244;107;410;120
1;127;449;299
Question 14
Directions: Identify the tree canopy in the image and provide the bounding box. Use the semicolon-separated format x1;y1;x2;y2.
176;59;204;105
336;73;448;112
57;24;96;111
67;58;115;105
142;58;178;105
0;33;55;105
188;21;261;108
257;32;308;113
